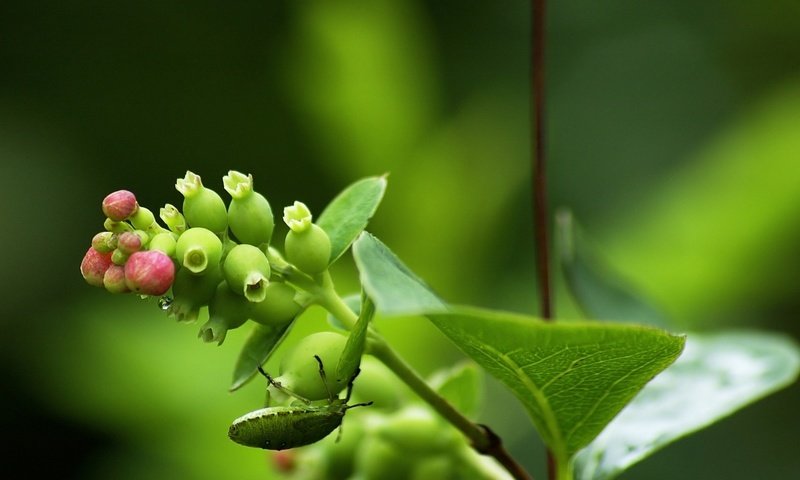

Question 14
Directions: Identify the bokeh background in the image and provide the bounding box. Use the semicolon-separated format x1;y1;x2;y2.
1;1;798;479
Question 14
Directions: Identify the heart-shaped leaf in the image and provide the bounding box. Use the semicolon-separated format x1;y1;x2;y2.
352;231;447;316
427;307;685;465
229;320;294;391
317;175;387;265
574;330;800;480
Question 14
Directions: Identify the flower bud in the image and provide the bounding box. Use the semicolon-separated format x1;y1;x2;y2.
198;281;250;345
91;232;116;253
124;250;175;296
103;264;130;294
117;231;144;255
175;171;228;234
168;264;223;323
80;246;114;287
111;248;129;266
175;227;223;275
283;202;331;275
249;282;303;326
102;190;138;221
223;170;274;246
222;244;271;302
148;232;177;257
159;203;187;234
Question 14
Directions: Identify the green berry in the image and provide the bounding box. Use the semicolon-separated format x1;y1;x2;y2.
276;332;349;401
410;455;455;480
353;436;411;480
222;244;271;302
198;281;250;345
148;232;177;257
175;227;222;275
91;232;116;253
129;206;156;231
283;201;331;274
374;405;459;456
175;171;228;234
249;282;303;326
168;264;223;323
223;170;274;247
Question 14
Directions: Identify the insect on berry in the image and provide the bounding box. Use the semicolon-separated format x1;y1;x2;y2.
228;356;371;450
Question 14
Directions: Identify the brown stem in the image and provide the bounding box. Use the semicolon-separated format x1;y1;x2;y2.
532;0;557;479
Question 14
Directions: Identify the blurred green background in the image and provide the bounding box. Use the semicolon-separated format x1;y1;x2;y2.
1;1;798;479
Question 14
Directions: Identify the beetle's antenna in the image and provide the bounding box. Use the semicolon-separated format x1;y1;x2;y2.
343;367;361;403
314;355;335;403
258;365;313;405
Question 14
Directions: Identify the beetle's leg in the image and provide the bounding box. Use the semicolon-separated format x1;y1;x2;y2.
314;355;335;403
342;366;361;403
258;365;312;405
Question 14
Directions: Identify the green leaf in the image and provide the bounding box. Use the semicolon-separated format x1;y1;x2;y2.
336;293;374;383
229;320;294;392
426;307;685;463
352;232;447;316
317;175;387;265
556;209;669;328
574;330;800;480
428;361;483;420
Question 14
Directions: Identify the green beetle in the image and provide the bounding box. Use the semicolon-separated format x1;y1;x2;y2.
228;356;371;450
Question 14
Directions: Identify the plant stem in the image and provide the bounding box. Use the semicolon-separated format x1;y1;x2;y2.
532;0;551;322
532;0;558;479
313;279;532;480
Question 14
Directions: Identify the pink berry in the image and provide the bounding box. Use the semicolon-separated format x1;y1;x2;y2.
117;231;143;254
80;247;114;287
103;264;130;294
124;250;175;296
102;190;138;221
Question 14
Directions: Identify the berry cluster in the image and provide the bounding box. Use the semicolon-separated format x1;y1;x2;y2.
79;170;330;345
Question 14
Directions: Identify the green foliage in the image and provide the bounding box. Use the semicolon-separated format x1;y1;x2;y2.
352;232;447;316
352;228;685;471
558;210;800;478
317;175;387;265
230;321;295;392
574;331;800;480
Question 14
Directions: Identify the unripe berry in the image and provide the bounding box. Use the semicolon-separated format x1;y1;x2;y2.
354;436;412;480
175;171;228;234
148;232;177;257
222;244;271;302
104;218;133;233
198;281;250;345
275;332;349;401
168;265;223;323
80;246;113;287
124;250;175;296
130;206;156;231
175;227;223;275
410;455;456;480
249;282;303;326
103;264;130;294
283;202;331;275
374;406;459;456
111;248;129;266
223;170;274;246
102;190;138;221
